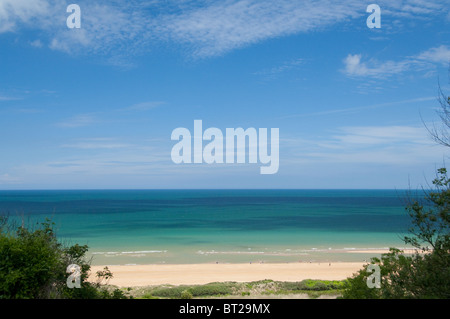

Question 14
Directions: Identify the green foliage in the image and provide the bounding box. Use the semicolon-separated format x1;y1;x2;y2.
141;293;159;299
404;168;450;253
188;283;233;296
280;279;345;292
135;279;344;299
0;218;65;298
149;282;233;298
180;290;193;299
0;217;129;299
342;168;450;299
150;285;187;298
342;248;411;299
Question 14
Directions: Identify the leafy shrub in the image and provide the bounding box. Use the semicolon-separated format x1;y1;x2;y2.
188;283;233;297
342;168;450;299
0;217;128;299
149;283;233;298
150;286;187;298
279;280;345;292
181;290;193;299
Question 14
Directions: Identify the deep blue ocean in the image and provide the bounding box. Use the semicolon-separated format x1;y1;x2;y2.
0;189;417;265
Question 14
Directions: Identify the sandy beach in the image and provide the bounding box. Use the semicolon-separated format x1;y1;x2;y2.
89;262;365;287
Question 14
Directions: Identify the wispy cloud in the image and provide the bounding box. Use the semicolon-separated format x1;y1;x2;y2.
15;108;44;114
62;143;130;150
253;58;303;80
61;138;132;150
285;124;445;165
415;45;450;65
29;39;43;48
15;148;170;185
342;53;411;79
342;45;450;79
157;0;360;58
278;96;436;119
0;95;21;101
0;0;53;33
55;101;162;129
56;114;96;128
330;125;430;146
1;0;449;60
157;0;449;58
123;101;165;112
0;173;21;184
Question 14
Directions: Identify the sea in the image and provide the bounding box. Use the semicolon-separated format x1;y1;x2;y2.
0;189;418;265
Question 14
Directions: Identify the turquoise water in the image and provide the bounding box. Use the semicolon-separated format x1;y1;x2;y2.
0;189;415;265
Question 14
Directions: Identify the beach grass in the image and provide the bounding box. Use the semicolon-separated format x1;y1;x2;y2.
112;279;347;299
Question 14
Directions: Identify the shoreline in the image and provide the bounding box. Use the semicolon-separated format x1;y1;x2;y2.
87;247;417;266
89;261;366;287
88;248;414;266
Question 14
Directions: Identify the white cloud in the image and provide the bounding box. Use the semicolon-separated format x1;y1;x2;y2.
124;101;165;111
342;54;412;78
331;126;430;146
15;149;170;185
284;124;446;166
343;54;370;76
279;96;436;119
61;138;132;150
158;0;363;58
157;0;449;58
0;0;53;33
0;95;20;101
253;58;304;80
61;143;130;149
343;45;450;79
0;173;21;184
29;39;43;48
57;114;95;128
1;0;448;60
416;45;450;65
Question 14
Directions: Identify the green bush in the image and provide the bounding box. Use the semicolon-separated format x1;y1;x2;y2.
279;280;345;292
149;283;233;298
278;281;303;291
342;168;450;299
0;217;128;299
189;283;233;297
151;286;187;298
181;290;193;299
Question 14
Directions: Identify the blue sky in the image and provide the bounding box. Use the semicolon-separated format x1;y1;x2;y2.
0;0;450;189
